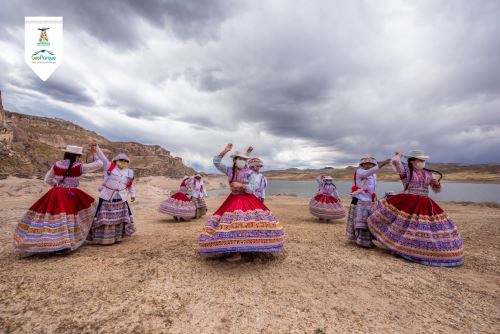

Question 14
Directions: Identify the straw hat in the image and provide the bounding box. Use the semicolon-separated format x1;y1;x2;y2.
359;155;377;165
230;150;250;159
248;157;263;168
112;153;130;162
405;149;429;160
64;145;83;155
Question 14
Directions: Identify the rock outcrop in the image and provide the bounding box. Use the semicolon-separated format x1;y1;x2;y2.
0;91;13;146
0;92;195;178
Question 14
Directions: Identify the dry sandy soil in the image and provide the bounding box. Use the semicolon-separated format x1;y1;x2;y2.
0;176;499;333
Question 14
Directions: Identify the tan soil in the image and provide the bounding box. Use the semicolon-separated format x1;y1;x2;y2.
0;176;498;333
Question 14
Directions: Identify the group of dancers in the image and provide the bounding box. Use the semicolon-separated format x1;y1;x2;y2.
13;143;464;267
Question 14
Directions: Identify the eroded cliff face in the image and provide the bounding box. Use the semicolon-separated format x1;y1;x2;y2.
0;91;14;147
0;102;195;178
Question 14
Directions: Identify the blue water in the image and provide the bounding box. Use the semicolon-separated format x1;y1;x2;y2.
209;180;500;203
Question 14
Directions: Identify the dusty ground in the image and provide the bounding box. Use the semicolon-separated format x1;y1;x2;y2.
0;176;499;333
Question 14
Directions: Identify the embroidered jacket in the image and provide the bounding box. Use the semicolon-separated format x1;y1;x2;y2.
213;155;258;194
96;145;136;201
316;176;340;198
188;177;208;198
44;158;102;188
392;157;441;196
352;166;379;202
252;172;267;199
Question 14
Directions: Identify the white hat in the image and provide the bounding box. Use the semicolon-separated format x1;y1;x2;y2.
323;175;333;181
230;150;250;159
64;145;83;155
182;176;190;181
248;157;264;168
112;153;130;162
194;174;202;178
405;149;429;160
359;155;377;165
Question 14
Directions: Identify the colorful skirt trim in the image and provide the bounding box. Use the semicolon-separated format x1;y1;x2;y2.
346;200;375;247
199;193;285;256
309;194;346;220
87;199;136;245
192;197;207;208
158;192;196;219
13;187;96;254
367;194;464;267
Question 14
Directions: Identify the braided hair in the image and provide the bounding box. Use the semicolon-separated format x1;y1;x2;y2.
405;157;443;191
60;152;80;184
230;159;237;183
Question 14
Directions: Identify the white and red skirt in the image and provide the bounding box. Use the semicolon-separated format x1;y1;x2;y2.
13;187;96;254
158;192;196;219
367;194;464;267
309;194;346;220
199;193;285;256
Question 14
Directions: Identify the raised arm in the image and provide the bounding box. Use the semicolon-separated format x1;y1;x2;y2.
82;159;103;174
213;143;233;176
213;155;229;175
95;144;111;171
391;153;407;179
356;165;380;178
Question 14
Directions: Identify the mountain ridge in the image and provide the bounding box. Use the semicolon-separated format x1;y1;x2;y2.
0;93;195;179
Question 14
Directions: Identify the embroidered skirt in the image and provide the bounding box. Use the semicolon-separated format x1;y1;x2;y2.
13;187;96;254
87;199;136;245
346;199;375;247
158;192;196;219
309;194;346;220
199;193;285;256
367;194;464;267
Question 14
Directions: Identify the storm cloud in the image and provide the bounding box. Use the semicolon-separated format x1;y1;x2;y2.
1;0;499;171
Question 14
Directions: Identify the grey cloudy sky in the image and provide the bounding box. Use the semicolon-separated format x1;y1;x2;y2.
1;0;499;171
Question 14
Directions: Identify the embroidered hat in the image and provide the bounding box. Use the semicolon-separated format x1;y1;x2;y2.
359;155;377;165
64;145;83;155
112;153;130;162
405;149;430;160
230;150;250;159
248;157;264;168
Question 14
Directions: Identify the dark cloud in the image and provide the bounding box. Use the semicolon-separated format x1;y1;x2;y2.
1;0;499;168
0;0;237;49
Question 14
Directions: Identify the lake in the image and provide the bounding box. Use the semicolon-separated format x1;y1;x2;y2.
209;180;500;203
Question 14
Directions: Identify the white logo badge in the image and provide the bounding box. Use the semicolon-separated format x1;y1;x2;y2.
25;17;63;81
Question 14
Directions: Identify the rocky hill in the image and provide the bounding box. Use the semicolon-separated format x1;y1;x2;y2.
0;92;195;179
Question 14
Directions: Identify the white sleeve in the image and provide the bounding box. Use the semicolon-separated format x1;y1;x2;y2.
43;167;57;186
96;145;111;172
356;165;379;178
82;158;103;173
